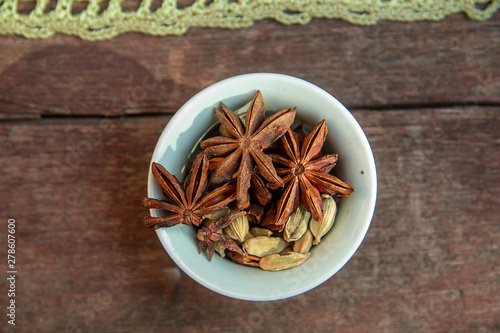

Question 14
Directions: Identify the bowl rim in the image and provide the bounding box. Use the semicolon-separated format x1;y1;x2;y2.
147;73;377;301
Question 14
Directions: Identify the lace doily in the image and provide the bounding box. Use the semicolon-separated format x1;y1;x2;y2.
0;0;498;41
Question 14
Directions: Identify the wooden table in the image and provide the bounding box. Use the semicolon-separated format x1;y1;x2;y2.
1;12;499;332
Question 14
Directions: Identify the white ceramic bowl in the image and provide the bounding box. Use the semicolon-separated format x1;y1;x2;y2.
147;73;377;301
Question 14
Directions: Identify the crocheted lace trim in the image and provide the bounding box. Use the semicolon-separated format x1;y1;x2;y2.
1;0;498;41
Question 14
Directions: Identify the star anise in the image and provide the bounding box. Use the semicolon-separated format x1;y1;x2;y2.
272;120;354;228
208;156;272;207
200;90;296;210
141;153;236;228
197;211;247;261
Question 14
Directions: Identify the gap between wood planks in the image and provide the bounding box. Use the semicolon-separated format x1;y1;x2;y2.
0;102;499;123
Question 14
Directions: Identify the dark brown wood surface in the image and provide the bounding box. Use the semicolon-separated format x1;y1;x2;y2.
1;13;499;333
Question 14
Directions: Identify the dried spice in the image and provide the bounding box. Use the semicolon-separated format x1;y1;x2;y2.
141;153;236;228
207;156;272;207
293;229;313;254
197;211;247;261
259;252;310;271
227;251;260;267
200;90;296;210
271;120;354;228
141;90;355;271
243;236;289;257
203;207;230;221
202;219;227;257
245;203;265;223
309;194;337;245
224;213;250;243
259;203;281;231
250;227;273;237
283;204;311;242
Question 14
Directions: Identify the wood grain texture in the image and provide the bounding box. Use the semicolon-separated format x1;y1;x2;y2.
0;13;499;119
1;11;499;333
1;106;499;332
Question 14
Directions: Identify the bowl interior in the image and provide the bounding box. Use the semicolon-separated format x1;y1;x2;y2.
148;73;377;301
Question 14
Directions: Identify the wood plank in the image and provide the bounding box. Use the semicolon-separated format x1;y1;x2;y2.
0;13;499;119
1;106;498;331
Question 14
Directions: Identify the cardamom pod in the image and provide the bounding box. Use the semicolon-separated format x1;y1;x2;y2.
309;194;337;245
243;236;289;257
224;213;249;242
292;229;313;254
259;252;310;271
283;204;311;242
250;227;273;237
